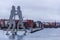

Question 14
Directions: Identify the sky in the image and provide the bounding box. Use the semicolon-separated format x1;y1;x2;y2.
0;0;60;22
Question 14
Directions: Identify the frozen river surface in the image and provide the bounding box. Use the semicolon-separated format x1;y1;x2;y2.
0;28;60;40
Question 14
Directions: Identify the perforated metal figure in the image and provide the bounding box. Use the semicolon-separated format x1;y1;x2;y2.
6;6;27;36
6;5;16;35
17;6;27;35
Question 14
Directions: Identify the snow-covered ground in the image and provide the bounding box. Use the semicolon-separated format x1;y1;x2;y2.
0;28;60;40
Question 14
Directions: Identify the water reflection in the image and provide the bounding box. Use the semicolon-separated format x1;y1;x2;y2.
17;34;25;40
9;34;26;40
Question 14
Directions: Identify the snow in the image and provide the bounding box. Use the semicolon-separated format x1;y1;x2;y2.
0;28;60;40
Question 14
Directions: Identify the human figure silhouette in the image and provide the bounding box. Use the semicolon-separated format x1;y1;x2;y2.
6;5;16;35
17;6;27;35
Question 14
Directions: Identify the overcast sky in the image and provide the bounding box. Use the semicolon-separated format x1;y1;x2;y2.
0;0;60;22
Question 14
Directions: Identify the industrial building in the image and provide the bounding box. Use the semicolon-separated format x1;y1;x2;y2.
0;19;60;30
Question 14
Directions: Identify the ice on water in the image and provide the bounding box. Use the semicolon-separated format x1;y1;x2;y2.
0;28;60;40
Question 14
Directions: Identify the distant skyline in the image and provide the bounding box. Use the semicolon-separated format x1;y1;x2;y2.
0;0;60;22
